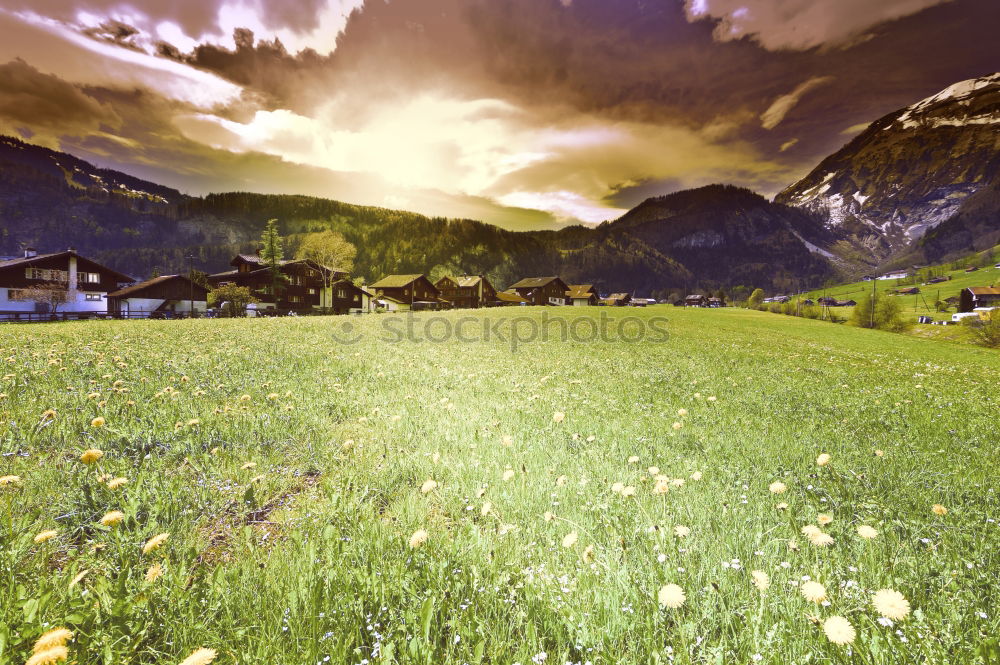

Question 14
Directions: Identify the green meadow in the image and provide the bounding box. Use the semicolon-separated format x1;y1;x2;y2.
1;307;998;665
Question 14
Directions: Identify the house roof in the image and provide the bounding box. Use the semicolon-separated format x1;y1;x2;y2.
332;278;376;298
107;274;206;299
968;287;1000;296
608;292;631;300
685;294;705;299
370;274;426;288
455;275;484;288
509;276;562;289
566;284;594;299
0;250;133;282
376;295;406;305
496;291;530;303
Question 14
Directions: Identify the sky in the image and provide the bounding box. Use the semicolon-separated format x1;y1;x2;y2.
0;0;996;230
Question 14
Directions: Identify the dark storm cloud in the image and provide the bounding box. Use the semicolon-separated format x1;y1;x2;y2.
0;58;121;146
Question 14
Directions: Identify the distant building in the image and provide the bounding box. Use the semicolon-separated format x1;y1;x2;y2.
495;291;530;306
879;270;910;280
435;275;497;309
207;254;347;311
0;248;133;318
107;275;207;318
896;287;920;295
603;293;633;307
707;297;724;308
684;294;706;307
369;274;443;310
959;287;1000;313
507;277;570;306
330;279;375;314
565;284;598;306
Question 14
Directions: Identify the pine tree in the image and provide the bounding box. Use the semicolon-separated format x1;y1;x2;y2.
260;219;285;300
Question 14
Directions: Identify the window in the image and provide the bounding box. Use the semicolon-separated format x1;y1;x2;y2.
85;293;102;301
336;289;347;298
353;295;360;303
308;288;317;295
289;295;302;303
25;268;69;282
80;272;100;284
7;289;26;300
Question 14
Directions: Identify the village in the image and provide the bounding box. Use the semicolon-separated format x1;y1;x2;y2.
1;247;998;325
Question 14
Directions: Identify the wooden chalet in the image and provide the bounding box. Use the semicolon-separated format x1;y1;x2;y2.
896;287;920;295
329;279;375;314
684;294;706;307
207;254;347;311
959;286;1000;313
0;248;133;318
507;277;570;306
707;297;724;308
369;274;443;310
107;275;207;318
566;284;598;306
435;275;497;309
603;292;633;307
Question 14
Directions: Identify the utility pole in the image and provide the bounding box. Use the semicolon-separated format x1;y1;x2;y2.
870;272;877;329
186;254;195;318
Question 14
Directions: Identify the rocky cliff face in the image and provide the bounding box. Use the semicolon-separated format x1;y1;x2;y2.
776;73;1000;256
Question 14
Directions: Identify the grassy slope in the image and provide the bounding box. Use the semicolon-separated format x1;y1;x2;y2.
1;308;997;664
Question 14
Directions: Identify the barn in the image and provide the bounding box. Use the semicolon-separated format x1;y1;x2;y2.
107;275;208;318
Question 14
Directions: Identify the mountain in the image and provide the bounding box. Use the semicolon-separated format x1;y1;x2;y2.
777;73;1000;258
0;135;837;294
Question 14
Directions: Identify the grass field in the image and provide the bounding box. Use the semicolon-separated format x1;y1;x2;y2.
1;308;998;665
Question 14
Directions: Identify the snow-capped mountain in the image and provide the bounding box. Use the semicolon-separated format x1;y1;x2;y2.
776;73;1000;255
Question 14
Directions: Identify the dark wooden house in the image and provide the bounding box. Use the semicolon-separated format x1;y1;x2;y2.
0;248;133;318
507;277;570;306
435;275;497;308
107;275;208;318
369;274;442;309
329;279;374;314
603;292;633;307
960;286;1000;312
684;294;706;307
207;254;346;311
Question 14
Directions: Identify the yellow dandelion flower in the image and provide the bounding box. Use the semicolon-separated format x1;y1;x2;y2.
627;455;640;464
100;510;125;527
673;525;690;538
932;504;947;516
543;511;555;522
0;474;21;487
857;525;878;539
80;449;103;465
239;394;251;402
582;544;594;562
657;584;686;609
611;481;625;493
653;478;670;495
872;589;911;620
178;647;218;665
106;477;128;489
816;453;831;466
241;462;257;470
145;562;164;583
817;513;833;526
408;529;429;549
420;479;438;494
34;529;58;544
671;421;683;430
142;532;169;554
707;395;717;402
670;478;685;488
41;409;57;420
68;569;89;589
801;524;822;537
33;627;73;652
552;411;565;423
90;417;105;428
822;616;855;645
481;502;492;516
502;469;515;482
25;645;68;665
769;481;787;494
800;581;827;603
555;475;568;486
751;570;770;591
776;502;789;510
267;392;279;401
501;435;514;447
561;531;578;548
690;471;703;481
874;449;885;457
647;466;660;475
620;486;636;497
677;408;688;417
187;419;201;427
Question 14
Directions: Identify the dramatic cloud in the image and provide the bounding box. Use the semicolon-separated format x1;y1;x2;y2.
0;59;121;146
760;76;834;129
684;0;953;50
0;0;995;227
